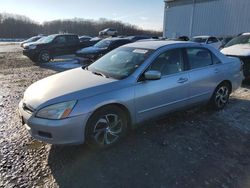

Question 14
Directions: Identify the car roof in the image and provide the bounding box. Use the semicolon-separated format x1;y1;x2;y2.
103;37;130;42
242;33;250;35
50;33;78;37
192;36;211;38
124;40;200;50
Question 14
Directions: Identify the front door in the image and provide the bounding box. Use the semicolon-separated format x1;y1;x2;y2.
134;48;190;123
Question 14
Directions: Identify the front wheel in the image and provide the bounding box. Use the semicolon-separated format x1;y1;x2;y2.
38;50;50;63
210;83;230;110
85;106;128;149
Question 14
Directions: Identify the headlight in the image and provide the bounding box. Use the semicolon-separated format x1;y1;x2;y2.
36;100;77;120
29;45;37;50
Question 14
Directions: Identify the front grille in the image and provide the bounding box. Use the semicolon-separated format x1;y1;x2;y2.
240;57;250;77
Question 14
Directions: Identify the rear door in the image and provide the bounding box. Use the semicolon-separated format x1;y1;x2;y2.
134;48;190;122
184;47;223;105
66;35;80;54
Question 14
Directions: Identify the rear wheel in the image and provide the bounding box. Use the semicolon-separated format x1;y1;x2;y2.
210;83;230;110
39;50;50;63
86;106;128;149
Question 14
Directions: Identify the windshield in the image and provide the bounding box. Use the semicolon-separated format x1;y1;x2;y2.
40;35;56;43
26;36;40;42
225;35;250;47
191;37;207;43
94;40;111;48
88;47;153;79
35;37;47;43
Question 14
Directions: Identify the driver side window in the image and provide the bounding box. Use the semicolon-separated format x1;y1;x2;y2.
148;49;184;76
54;36;66;44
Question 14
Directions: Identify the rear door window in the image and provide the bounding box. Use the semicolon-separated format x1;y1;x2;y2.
186;48;213;69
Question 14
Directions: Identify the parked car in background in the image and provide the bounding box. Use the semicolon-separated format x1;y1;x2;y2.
20;35;46;48
76;37;131;63
19;41;243;148
22;36;47;49
125;35;152;42
219;36;234;49
191;36;222;49
23;34;88;63
221;33;250;80
79;35;92;42
99;28;118;36
176;36;190;41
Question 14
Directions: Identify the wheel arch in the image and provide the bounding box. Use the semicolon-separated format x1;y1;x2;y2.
217;80;232;94
86;103;133;131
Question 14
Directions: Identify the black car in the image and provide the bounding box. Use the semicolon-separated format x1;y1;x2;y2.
23;34;87;63
76;38;132;63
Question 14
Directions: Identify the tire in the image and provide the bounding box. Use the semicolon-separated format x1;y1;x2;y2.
85;105;128;149
210;82;230;110
38;50;50;63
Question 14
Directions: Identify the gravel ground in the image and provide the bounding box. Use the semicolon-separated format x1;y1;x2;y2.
0;44;250;188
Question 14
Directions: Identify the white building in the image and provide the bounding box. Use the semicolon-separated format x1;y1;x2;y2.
163;0;250;38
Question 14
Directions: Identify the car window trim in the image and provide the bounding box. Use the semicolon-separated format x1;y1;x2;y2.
137;47;187;82
184;47;215;71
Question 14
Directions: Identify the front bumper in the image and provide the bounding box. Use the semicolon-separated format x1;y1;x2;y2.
23;49;38;59
18;101;90;145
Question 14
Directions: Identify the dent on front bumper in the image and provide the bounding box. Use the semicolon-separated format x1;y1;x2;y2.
18;100;90;145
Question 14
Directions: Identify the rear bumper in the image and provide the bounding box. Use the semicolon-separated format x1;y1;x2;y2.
18;100;89;145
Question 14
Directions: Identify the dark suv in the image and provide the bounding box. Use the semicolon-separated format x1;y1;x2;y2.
76;38;132;63
23;34;84;63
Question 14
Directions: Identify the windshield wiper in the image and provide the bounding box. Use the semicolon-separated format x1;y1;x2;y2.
91;71;109;78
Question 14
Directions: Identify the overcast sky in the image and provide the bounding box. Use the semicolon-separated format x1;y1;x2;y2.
0;0;164;31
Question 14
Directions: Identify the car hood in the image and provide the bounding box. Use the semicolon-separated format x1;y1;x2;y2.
221;44;250;56
77;46;106;54
24;41;47;48
23;68;116;110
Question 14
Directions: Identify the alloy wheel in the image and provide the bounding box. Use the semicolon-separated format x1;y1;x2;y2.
93;114;123;146
215;86;229;108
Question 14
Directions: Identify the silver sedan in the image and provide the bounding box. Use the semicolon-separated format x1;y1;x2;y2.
19;41;243;148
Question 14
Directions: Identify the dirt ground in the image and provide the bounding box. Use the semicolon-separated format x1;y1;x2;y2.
0;43;250;188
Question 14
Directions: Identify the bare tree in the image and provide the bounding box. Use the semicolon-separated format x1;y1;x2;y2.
0;13;162;38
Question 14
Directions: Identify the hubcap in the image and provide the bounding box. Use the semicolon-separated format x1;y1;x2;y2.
93;114;123;145
41;52;49;62
215;86;229;108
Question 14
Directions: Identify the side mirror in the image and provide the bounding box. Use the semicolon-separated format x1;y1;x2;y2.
207;41;213;44
144;70;161;80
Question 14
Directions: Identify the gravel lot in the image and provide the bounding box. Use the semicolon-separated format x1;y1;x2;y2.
0;43;250;188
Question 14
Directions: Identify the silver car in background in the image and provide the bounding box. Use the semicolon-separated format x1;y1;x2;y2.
19;41;243;148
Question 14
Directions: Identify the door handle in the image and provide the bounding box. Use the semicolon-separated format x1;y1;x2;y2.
177;77;188;83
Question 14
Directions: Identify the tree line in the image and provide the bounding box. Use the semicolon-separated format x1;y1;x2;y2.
0;13;162;38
